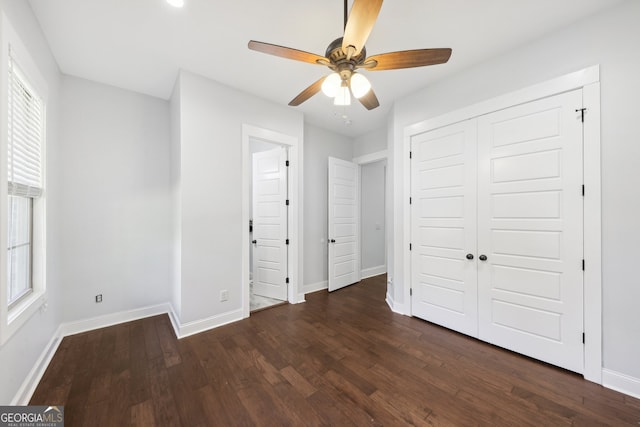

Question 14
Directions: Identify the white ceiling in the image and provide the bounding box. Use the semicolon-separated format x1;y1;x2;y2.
28;0;623;137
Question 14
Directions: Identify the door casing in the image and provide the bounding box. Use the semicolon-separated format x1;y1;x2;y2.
242;124;301;318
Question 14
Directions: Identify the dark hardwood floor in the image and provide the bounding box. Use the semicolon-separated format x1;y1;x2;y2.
31;274;640;426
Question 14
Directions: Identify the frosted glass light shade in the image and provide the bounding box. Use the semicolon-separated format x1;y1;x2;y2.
334;85;351;106
167;0;184;7
321;73;341;97
350;73;371;98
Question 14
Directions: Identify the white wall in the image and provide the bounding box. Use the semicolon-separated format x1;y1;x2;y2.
353;126;386;158
390;0;640;381
303;124;353;291
361;161;386;274
176;70;303;324
0;0;61;404
58;76;172;322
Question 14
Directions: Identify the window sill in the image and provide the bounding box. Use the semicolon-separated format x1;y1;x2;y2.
1;290;47;345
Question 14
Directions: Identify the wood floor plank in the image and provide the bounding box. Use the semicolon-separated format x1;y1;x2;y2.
29;274;640;426
131;399;156;427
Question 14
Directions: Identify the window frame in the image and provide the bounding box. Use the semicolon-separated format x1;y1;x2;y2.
0;13;48;345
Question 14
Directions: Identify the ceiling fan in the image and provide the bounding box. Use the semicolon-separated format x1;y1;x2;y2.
248;0;452;110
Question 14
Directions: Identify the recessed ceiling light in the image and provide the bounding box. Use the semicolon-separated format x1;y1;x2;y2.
166;0;184;8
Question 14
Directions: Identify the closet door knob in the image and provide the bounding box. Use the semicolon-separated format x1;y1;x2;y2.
466;253;474;260
479;254;488;261
252;240;257;244
330;239;336;243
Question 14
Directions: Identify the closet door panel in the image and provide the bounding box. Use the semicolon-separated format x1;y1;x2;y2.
411;120;478;337
477;89;584;373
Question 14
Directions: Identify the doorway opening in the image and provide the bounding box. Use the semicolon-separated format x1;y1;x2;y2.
359;159;387;280
327;151;388;292
242;124;301;318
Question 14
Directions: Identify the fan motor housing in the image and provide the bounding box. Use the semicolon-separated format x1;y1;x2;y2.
326;37;366;79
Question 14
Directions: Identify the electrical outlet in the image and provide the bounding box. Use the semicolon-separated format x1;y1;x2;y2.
220;290;229;302
95;294;103;303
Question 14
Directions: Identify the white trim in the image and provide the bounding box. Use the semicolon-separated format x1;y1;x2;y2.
242;124;302;318
353;149;387;165
386;292;408;316
11;324;63;405
402;65;602;383
361;265;386;279
602;369;640;400
304;280;327;294
404;65;599;137
582;81;602;384
60;303;171;337
171;308;243;339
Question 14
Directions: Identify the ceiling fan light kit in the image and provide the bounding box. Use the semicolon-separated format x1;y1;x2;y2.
248;0;452;110
334;83;351;106
321;73;342;97
350;73;371;98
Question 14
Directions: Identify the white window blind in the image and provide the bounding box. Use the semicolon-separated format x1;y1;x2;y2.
7;48;43;198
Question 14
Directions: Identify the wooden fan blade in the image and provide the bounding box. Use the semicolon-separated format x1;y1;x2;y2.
248;40;328;65
364;48;452;71
357;88;380;110
289;76;326;106
342;0;383;57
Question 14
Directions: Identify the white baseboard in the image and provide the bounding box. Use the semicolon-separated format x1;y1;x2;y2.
602;368;640;399
385;292;396;312
60;303;171;337
304;280;327;294
11;324;64;405
386;292;409;316
173;308;243;339
361;265;386;279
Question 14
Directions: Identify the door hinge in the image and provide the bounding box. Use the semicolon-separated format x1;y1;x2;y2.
286;199;290;206
410;288;413;296
409;243;412;251
576;108;586;123
286;239;289;245
582;332;585;344
409;197;412;205
286;160;290;167
409;151;412;159
582;259;585;271
582;185;585;196
286;277;290;284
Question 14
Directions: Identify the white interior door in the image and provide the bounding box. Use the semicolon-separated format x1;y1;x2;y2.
477;89;584;373
411;120;479;337
328;157;360;292
252;147;288;300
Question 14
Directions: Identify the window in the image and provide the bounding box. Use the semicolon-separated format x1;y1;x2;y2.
6;51;44;308
6;52;43;308
0;26;47;344
7;196;33;307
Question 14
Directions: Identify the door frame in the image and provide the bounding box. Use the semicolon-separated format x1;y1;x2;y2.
402;65;602;383
242;124;302;318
